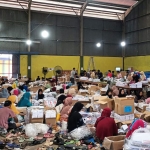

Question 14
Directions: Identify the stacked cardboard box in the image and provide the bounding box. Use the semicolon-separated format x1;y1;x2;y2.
94;96;114;111
114;97;134;124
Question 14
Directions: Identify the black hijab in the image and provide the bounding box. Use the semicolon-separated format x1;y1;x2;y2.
136;91;143;100
55;95;67;106
118;89;126;97
106;89;112;99
38;89;44;100
67;102;84;132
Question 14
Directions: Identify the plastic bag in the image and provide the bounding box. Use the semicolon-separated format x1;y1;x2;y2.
70;126;92;140
25;124;37;137
33;123;49;134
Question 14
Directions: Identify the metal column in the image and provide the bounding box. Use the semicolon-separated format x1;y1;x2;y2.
27;0;32;78
80;15;83;73
80;1;88;73
122;14;125;71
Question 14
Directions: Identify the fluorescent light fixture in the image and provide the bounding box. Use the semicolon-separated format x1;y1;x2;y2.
121;41;126;47
41;30;49;38
26;40;32;45
96;43;101;47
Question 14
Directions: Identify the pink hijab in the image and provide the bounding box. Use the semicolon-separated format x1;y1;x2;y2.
60;97;72;116
13;89;19;96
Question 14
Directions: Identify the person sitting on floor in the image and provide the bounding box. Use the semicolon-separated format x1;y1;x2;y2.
106;89;113;99
17;92;32;107
95;108;118;144
36;89;44;100
135;91;145;103
0;100;22;131
60;97;73;122
0;88;9;98
67;102;84;132
118;89;126;97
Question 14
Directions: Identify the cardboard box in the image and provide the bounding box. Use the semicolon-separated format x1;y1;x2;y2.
0;98;6;103
114;97;134;115
95;96;114;110
44;108;56;126
103;135;125;150
114;113;134;122
45;118;56;126
16;107;27;115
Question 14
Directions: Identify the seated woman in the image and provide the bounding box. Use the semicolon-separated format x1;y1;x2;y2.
60;97;73;122
8;92;19;115
7;86;13;96
0;88;9;98
135;91;145;103
118;89;126;97
106;89;113;99
67;102;84;132
95;108;118;143
55;95;67;114
126;119;147;139
17;92;32;107
36;89;44;100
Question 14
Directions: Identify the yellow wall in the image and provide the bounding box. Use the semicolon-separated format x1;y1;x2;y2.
20;55;123;79
31;55;80;79
84;56;123;74
124;56;150;71
20;55;27;76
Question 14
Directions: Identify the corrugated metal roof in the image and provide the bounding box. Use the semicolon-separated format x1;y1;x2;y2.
0;0;139;20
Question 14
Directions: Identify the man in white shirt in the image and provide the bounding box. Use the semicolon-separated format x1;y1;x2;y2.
70;68;76;84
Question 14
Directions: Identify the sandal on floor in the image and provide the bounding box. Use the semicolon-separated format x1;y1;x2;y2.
25;137;34;142
18;136;25;143
20;141;28;149
44;138;53;147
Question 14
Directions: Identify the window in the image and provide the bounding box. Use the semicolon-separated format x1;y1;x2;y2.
0;54;12;79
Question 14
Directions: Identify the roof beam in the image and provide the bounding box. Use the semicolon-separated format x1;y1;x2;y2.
80;0;89;15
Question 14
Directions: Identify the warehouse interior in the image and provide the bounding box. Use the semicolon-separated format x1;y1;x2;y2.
0;0;148;78
0;0;150;150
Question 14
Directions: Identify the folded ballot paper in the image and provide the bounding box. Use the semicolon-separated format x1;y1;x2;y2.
31;109;44;118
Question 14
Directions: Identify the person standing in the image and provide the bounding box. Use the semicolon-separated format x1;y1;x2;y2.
70;68;76;84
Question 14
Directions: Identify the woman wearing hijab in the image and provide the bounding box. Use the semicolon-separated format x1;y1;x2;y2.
106;89;113;99
126;119;147;138
7;86;13;96
0;88;9;98
67;102;84;132
36;89;44;100
60;97;73;122
17;92;32;107
118;89;126;97
135;91;145;103
55;95;67;107
7;94;20;115
95;108;117;143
